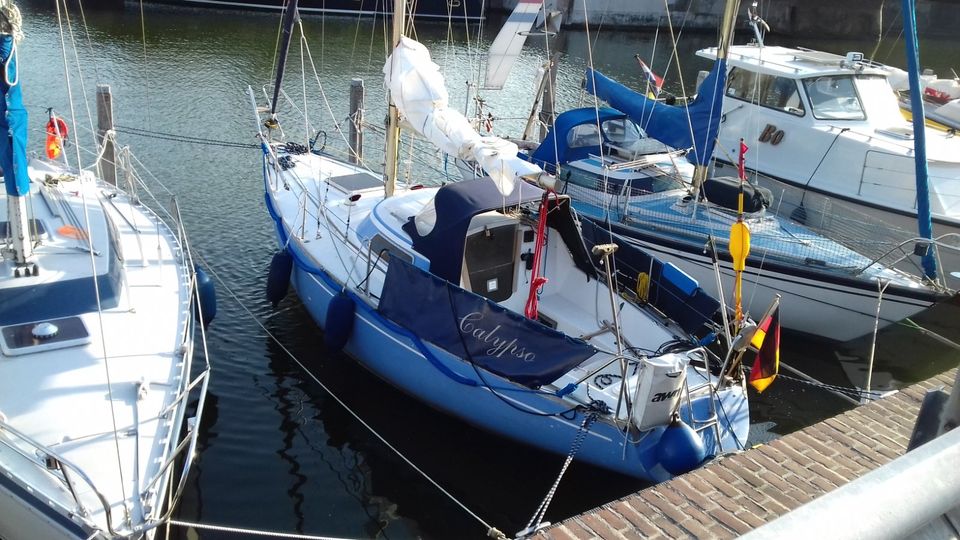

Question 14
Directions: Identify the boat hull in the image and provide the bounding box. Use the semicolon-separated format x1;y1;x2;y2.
582;218;943;343
268;197;749;481
713;159;960;289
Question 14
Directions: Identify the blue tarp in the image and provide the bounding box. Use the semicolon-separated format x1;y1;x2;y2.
402;179;544;284
0;35;29;197
584;60;727;167
528;107;626;173
378;257;597;388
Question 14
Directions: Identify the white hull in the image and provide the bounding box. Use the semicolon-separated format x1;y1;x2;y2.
714;159;960;288
0;159;205;540
604;226;938;342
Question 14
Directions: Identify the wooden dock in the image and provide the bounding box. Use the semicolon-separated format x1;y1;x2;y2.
534;368;959;540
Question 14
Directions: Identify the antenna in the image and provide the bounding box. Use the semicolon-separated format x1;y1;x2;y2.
747;2;770;47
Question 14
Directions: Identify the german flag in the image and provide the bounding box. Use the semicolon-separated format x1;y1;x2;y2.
748;302;780;393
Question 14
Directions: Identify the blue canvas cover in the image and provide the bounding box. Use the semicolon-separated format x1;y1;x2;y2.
0;35;29;197
528;107;626;172
403;179;544;284
378;257;596;387
584;59;727;167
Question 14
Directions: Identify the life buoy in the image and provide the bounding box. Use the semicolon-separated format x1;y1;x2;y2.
45;117;68;139
45;117;69;159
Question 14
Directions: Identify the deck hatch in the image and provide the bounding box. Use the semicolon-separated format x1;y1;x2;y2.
1;316;91;356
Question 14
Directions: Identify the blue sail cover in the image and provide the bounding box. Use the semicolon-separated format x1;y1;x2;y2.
584;59;727;167
379;258;596;387
0;35;28;196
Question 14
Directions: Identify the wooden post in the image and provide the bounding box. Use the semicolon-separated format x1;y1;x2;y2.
96;85;117;186
349;78;364;164
538;52;560;142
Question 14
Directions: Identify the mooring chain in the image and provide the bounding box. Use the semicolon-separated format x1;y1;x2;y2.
518;410;600;538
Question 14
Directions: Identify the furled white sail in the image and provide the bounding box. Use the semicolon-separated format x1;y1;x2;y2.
384;36;550;195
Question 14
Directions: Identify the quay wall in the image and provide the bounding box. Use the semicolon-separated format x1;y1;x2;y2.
493;0;960;38
533;367;959;539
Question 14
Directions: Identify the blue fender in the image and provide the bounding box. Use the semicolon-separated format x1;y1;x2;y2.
194;264;217;327
325;292;355;353
657;417;707;476
266;250;293;307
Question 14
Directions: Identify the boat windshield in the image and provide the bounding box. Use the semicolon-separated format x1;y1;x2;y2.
601;117;643;148
802;75;866;120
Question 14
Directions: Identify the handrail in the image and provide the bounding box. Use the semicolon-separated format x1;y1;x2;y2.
0;420;119;536
141;368;209;497
853;232;960;288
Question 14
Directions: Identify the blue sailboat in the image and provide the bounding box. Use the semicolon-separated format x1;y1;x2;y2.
251;0;750;481
523;2;952;343
0;3;210;538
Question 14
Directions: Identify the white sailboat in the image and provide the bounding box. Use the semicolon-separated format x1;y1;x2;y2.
251;0;751;482
0;3;211;538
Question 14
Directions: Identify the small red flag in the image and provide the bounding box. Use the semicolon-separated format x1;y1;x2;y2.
738;139;749;180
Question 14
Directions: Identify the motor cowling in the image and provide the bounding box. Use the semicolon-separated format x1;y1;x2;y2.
629;353;687;431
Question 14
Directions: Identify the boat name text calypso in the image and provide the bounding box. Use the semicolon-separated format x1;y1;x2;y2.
459;311;537;362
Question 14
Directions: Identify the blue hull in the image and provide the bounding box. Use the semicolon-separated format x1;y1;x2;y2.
268;202;750;481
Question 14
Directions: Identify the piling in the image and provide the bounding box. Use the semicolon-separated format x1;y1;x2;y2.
96;85;116;186
349;78;364;164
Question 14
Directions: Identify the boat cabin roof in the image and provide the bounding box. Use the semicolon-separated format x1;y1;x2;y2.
697;45;890;79
403;179;544;283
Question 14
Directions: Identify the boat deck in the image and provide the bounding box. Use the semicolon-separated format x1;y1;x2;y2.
533;367;958;539
0;164;192;536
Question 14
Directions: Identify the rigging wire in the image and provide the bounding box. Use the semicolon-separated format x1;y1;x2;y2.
53;0;129;522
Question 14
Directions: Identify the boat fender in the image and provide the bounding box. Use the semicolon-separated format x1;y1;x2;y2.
325;292;355;353
195;264;217;327
266;251;293;307
656;417;706;476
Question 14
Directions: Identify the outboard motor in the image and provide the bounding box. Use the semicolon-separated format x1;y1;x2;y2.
629;353;687;431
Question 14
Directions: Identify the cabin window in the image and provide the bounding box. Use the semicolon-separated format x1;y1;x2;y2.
463;224;517;302
601;118;644;149
566;123;601;148
726;68;805;116
802;75;866;120
726;67;761;102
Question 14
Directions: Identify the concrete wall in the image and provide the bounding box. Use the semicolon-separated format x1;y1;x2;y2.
491;0;960;38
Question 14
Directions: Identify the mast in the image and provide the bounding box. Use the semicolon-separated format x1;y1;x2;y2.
270;0;300;120
901;0;937;280
691;0;741;190
0;3;31;264
383;0;406;198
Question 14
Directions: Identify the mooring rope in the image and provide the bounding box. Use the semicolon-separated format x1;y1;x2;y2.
166;519;352;539
187;251;507;540
113;125;259;149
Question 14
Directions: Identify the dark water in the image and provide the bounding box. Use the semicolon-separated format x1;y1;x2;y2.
15;2;960;538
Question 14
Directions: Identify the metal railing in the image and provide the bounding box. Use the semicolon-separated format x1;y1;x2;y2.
0;420;120;536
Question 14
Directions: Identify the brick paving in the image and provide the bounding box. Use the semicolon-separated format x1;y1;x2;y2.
534;368;958;539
